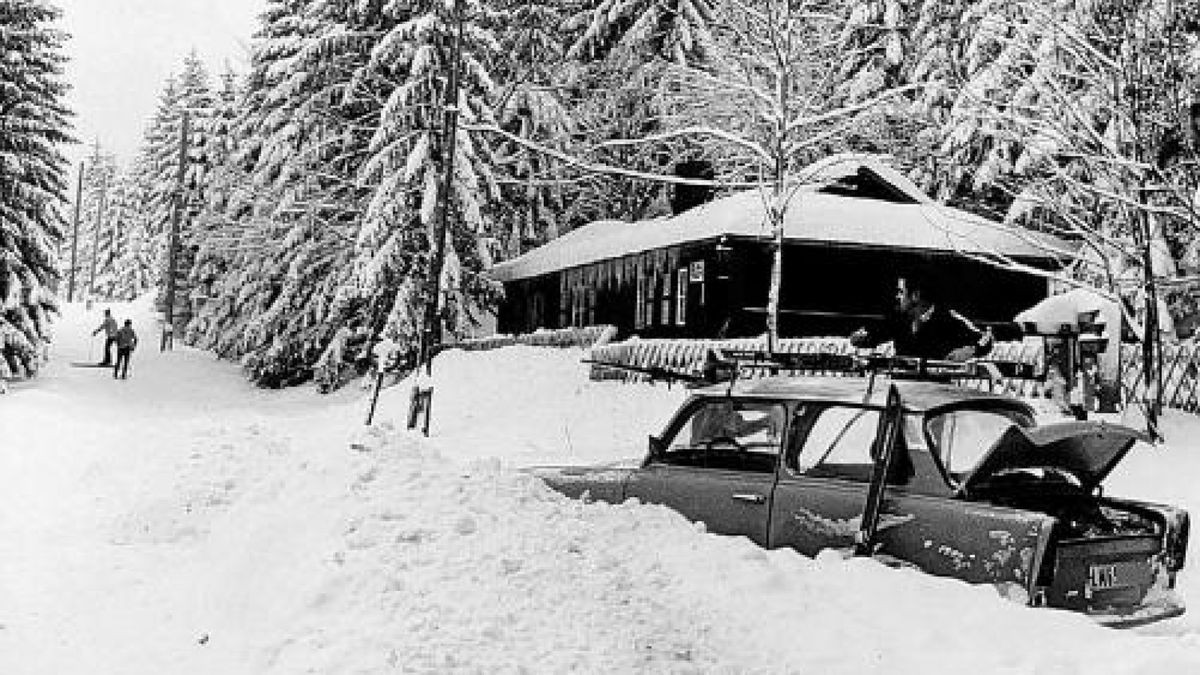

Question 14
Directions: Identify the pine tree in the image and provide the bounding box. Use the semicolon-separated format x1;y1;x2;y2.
134;77;184;291
103;168;158;300
0;0;72;382
489;0;575;256
352;0;504;353
78;143;120;300
566;0;715;65
559;0;720;227
190;0;380;386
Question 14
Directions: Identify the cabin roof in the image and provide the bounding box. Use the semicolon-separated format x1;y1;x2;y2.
490;155;1072;283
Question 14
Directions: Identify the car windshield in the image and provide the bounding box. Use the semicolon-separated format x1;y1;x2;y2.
924;406;1034;479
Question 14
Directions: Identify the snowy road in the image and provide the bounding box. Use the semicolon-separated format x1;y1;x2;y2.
3;299;1200;673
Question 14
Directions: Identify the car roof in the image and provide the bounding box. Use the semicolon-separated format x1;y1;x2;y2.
693;375;1031;414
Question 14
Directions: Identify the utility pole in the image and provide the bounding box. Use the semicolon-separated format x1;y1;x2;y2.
418;0;465;371
164;109;190;349
396;0;464;432
87;168;109;301
67;161;84;302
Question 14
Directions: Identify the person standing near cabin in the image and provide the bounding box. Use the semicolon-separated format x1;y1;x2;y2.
92;308;119;366
113;320;138;380
849;270;994;361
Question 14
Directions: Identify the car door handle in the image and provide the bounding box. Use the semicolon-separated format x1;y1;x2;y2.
731;493;766;505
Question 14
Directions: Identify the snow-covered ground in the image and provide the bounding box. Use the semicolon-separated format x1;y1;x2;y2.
3;298;1200;674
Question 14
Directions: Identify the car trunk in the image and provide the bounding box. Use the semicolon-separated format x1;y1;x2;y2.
974;489;1186;625
957;422;1189;626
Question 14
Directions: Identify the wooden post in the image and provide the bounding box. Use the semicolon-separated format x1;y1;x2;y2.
365;369;385;425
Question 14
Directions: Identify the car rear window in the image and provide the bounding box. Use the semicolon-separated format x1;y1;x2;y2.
925;407;1034;478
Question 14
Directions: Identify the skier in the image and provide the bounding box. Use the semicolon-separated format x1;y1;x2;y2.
92;308;119;366
849;270;994;362
113;319;138;380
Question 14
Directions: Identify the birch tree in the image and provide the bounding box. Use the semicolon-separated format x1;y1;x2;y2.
938;0;1200;436
652;0;919;348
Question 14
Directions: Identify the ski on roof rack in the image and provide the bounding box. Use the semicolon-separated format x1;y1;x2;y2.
717;349;1041;382
581;359;708;386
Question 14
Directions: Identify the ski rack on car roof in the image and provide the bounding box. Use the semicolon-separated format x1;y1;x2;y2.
580;359;709;387
717;349;1042;395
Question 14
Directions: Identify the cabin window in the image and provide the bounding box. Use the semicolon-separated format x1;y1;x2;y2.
572;285;587;327
659;272;671;325
587;287;596;326
568;286;576;327
676;268;688;325
644;263;657;328
528;293;544;330
634;266;646;329
559;282;568;327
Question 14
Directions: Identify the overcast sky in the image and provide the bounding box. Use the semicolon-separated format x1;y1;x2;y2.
54;0;267;172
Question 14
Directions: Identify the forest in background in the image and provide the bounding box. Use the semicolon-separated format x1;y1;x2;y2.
48;0;1200;388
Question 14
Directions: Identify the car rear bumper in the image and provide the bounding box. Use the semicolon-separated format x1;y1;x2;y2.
1087;595;1185;628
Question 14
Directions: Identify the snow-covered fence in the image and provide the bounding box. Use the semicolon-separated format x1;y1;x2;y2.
445;325;618;352
589;337;1045;395
588;336;1200;414
1120;343;1200;413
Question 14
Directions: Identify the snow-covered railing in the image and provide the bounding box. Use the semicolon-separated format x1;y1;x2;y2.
588;337;1045;396
445;325;618;352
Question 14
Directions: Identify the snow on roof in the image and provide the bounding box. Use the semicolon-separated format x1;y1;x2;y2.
490;156;1071;283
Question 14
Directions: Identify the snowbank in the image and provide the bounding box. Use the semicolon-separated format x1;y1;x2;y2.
2;298;1200;673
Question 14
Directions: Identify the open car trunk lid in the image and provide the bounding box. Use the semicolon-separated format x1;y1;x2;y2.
957;422;1186;626
958;421;1149;496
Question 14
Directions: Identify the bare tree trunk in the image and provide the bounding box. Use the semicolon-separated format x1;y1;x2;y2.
1139;209;1163;440
765;55;789;354
766;197;783;352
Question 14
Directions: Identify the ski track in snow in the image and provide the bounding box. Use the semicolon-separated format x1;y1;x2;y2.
2;297;1200;673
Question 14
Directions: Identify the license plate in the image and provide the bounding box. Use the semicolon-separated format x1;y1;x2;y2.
1088;564;1118;590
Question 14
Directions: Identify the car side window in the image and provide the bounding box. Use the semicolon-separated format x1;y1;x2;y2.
658;399;786;473
794;406;882;482
794;405;917;485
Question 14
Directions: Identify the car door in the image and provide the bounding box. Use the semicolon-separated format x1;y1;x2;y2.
767;402;880;555
624;398;787;545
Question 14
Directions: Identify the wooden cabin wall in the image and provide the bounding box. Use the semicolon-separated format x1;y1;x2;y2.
498;242;1054;339
773;247;1051;337
498;243;733;338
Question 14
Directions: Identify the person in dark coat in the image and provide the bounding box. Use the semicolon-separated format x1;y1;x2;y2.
113;320;138;380
92;309;119;366
849;270;993;361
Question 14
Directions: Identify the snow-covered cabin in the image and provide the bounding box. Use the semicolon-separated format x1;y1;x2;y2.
490;155;1072;340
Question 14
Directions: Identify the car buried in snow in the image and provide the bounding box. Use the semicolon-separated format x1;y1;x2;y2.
533;376;1190;627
